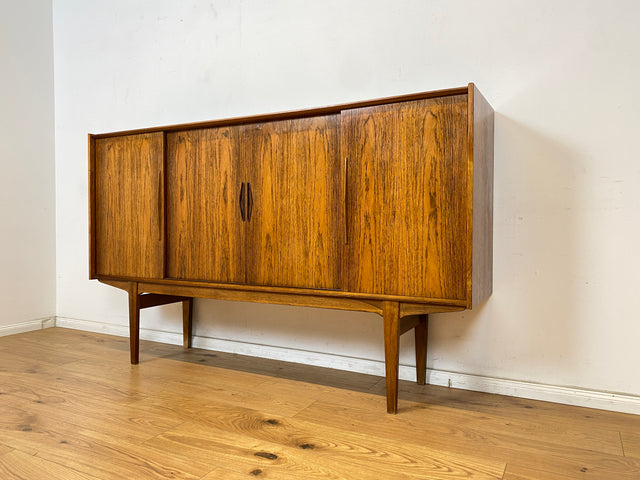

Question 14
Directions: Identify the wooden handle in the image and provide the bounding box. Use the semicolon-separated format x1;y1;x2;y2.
344;157;348;245
157;171;163;240
239;182;246;221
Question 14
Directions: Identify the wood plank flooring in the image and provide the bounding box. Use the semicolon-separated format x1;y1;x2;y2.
0;328;638;479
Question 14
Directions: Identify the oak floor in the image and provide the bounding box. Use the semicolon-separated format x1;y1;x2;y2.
0;328;639;479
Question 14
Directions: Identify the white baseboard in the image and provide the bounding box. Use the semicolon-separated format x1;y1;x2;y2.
54;316;640;415
0;317;56;337
422;370;640;416
56;316;134;337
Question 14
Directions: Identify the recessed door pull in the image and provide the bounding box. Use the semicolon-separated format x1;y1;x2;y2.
239;182;246;221
247;182;253;221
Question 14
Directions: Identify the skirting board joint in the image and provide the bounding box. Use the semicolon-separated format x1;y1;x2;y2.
0;317;56;337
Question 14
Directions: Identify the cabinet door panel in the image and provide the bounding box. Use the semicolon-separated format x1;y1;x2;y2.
343;95;469;300
94;133;164;279
244;116;341;289
166;128;246;283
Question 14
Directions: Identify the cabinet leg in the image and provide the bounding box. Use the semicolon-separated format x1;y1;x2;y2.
183;298;193;349
383;301;400;414
127;283;140;365
415;314;428;385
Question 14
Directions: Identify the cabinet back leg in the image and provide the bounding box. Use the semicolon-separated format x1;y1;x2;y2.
183;298;193;349
127;283;140;365
415;314;428;385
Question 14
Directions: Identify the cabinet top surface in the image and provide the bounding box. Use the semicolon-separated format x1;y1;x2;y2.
90;84;474;139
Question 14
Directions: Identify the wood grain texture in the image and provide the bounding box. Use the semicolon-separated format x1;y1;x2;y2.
470;83;495;307
200;467;256;479
343;94;469;300
0;443;14;457
4;329;640;480
244;115;342;289
143;410;505;480
0;450;101;480
93;132;164;279
501;464;594;480
166;127;246;283
622;431;640;459
297;398;639;480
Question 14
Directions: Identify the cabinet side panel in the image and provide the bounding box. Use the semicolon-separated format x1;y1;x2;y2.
94;133;165;279
245;115;342;290
344;96;469;299
165;128;246;283
471;85;495;307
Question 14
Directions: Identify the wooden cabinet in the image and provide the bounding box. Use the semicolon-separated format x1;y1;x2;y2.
89;84;494;413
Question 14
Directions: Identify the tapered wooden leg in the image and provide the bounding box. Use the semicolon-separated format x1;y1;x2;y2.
127;282;140;365
415;314;428;385
383;301;400;414
182;298;193;349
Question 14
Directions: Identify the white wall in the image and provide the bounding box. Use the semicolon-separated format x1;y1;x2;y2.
54;0;640;404
0;0;56;330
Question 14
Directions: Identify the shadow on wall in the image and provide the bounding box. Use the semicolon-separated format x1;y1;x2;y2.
427;112;585;384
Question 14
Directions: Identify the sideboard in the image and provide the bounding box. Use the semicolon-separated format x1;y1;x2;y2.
89;83;494;413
